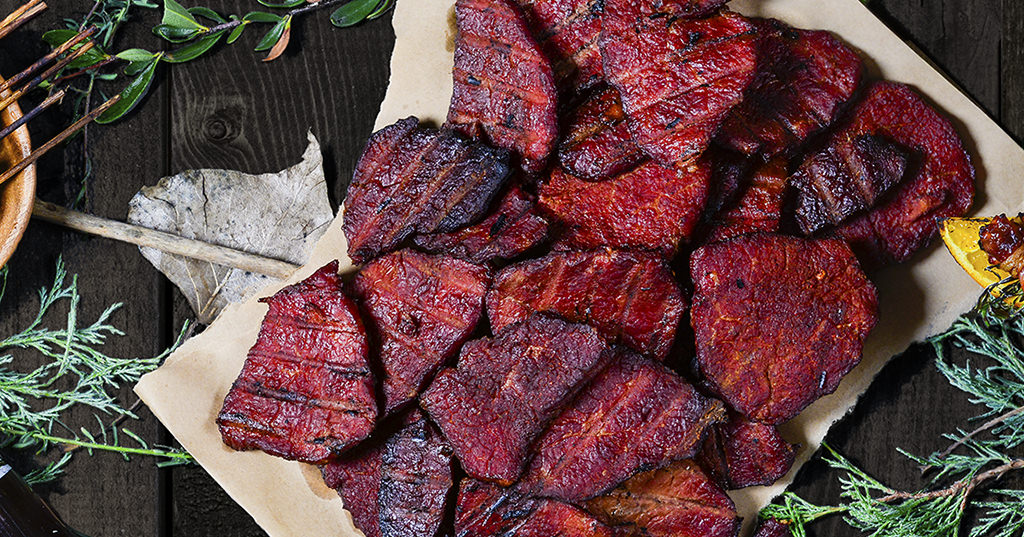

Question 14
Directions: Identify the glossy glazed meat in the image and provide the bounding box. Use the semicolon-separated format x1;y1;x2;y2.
832;82;975;267
707;156;789;243
979;214;1024;276
448;0;559;173
421;315;612;485
514;0;604;93
519;351;726;502
322;410;454;537
353;249;490;415
343;117;512;264
752;519;793;537
218;261;376;464
456;479;617;537
584;460;740;537
690;235;878;424
793;134;909;235
557;85;645;180
487;249;686;361
601;4;757;165
697;412;795;489
413;185;550;265
540;160;710;254
718;18;863;157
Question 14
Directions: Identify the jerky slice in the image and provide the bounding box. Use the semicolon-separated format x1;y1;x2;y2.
343;117;512;264
697;412;796;489
514;0;604;93
541;159;710;254
601;4;757;166
218;261;376;464
690;234;878;424
421;315;612;485
413;185;550;265
557;85;646;180
449;0;559;173
488;249;685;360
353;249;490;415
520;351;726;502
833;81;975;267
753;519;793;537
793;134;909;235
322;410;455;537
707;156;789;243
456;479;617;537
718;18;864;157
584;460;741;537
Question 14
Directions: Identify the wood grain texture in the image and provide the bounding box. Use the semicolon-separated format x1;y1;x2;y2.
0;0;1018;536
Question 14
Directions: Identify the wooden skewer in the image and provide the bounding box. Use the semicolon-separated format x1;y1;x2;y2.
0;26;97;94
0;0;46;40
0;93;118;188
0;41;96;113
32;200;302;280
0;89;65;142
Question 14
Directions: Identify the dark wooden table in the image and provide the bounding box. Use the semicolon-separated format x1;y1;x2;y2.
0;1;1019;535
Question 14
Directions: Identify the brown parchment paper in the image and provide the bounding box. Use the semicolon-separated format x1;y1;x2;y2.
135;0;1024;535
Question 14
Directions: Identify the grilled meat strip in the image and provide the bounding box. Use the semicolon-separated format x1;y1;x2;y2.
690;234;878;424
513;0;604;94
697;412;796;489
218;261;376;464
343;117;512;264
448;0;559;173
557;85;646;180
353;249;489;415
421;315;613;485
456;479;617;537
706;156;789;243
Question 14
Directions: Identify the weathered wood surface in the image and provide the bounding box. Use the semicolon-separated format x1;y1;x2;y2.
0;0;1017;536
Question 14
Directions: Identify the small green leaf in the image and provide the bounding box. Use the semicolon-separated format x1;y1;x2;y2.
254;16;288;52
226;22;247;44
257;0;305;8
188;6;227;24
124;58;153;76
153;23;201;42
243;11;282;23
161;0;206;30
330;0;380;28
164;30;225;63
367;0;395;19
96;73;118;81
97;54;162;124
133;0;160;8
116;48;157;62
42;29;109;69
42;29;77;47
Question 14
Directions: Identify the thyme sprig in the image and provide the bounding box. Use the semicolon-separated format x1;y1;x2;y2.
0;259;192;485
759;282;1024;537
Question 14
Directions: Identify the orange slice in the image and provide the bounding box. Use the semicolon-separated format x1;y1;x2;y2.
940;216;1023;306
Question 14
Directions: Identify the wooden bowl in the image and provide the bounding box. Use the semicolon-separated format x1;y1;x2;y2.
0;75;36;269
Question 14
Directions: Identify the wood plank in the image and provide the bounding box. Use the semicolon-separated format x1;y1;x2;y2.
1003;0;1024;140
166;2;395;535
0;0;172;535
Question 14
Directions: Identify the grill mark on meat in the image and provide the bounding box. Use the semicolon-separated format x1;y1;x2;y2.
456;479;617;537
697;412;795;489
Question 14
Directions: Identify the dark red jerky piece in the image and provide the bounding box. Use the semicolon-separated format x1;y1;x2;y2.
343;117;513;264
322;442;384;537
217;262;376;464
584;460;740;537
322;411;455;537
541;160;710;254
514;0;605;93
456;480;617;537
413;186;550;265
519;352;726;502
448;0;559;173
690;235;878;424
752;519;793;537
421;315;611;485
703;149;750;223
832;82;975;267
601;5;757;166
707;156;789;243
557;86;646;180
793;134;909;235
697;412;795;489
379;411;456;537
487;249;686;361
353;250;489;416
718;18;863;157
980;214;1024;266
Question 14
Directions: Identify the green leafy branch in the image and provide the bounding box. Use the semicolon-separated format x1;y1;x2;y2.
759;283;1024;537
0;259;192;485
